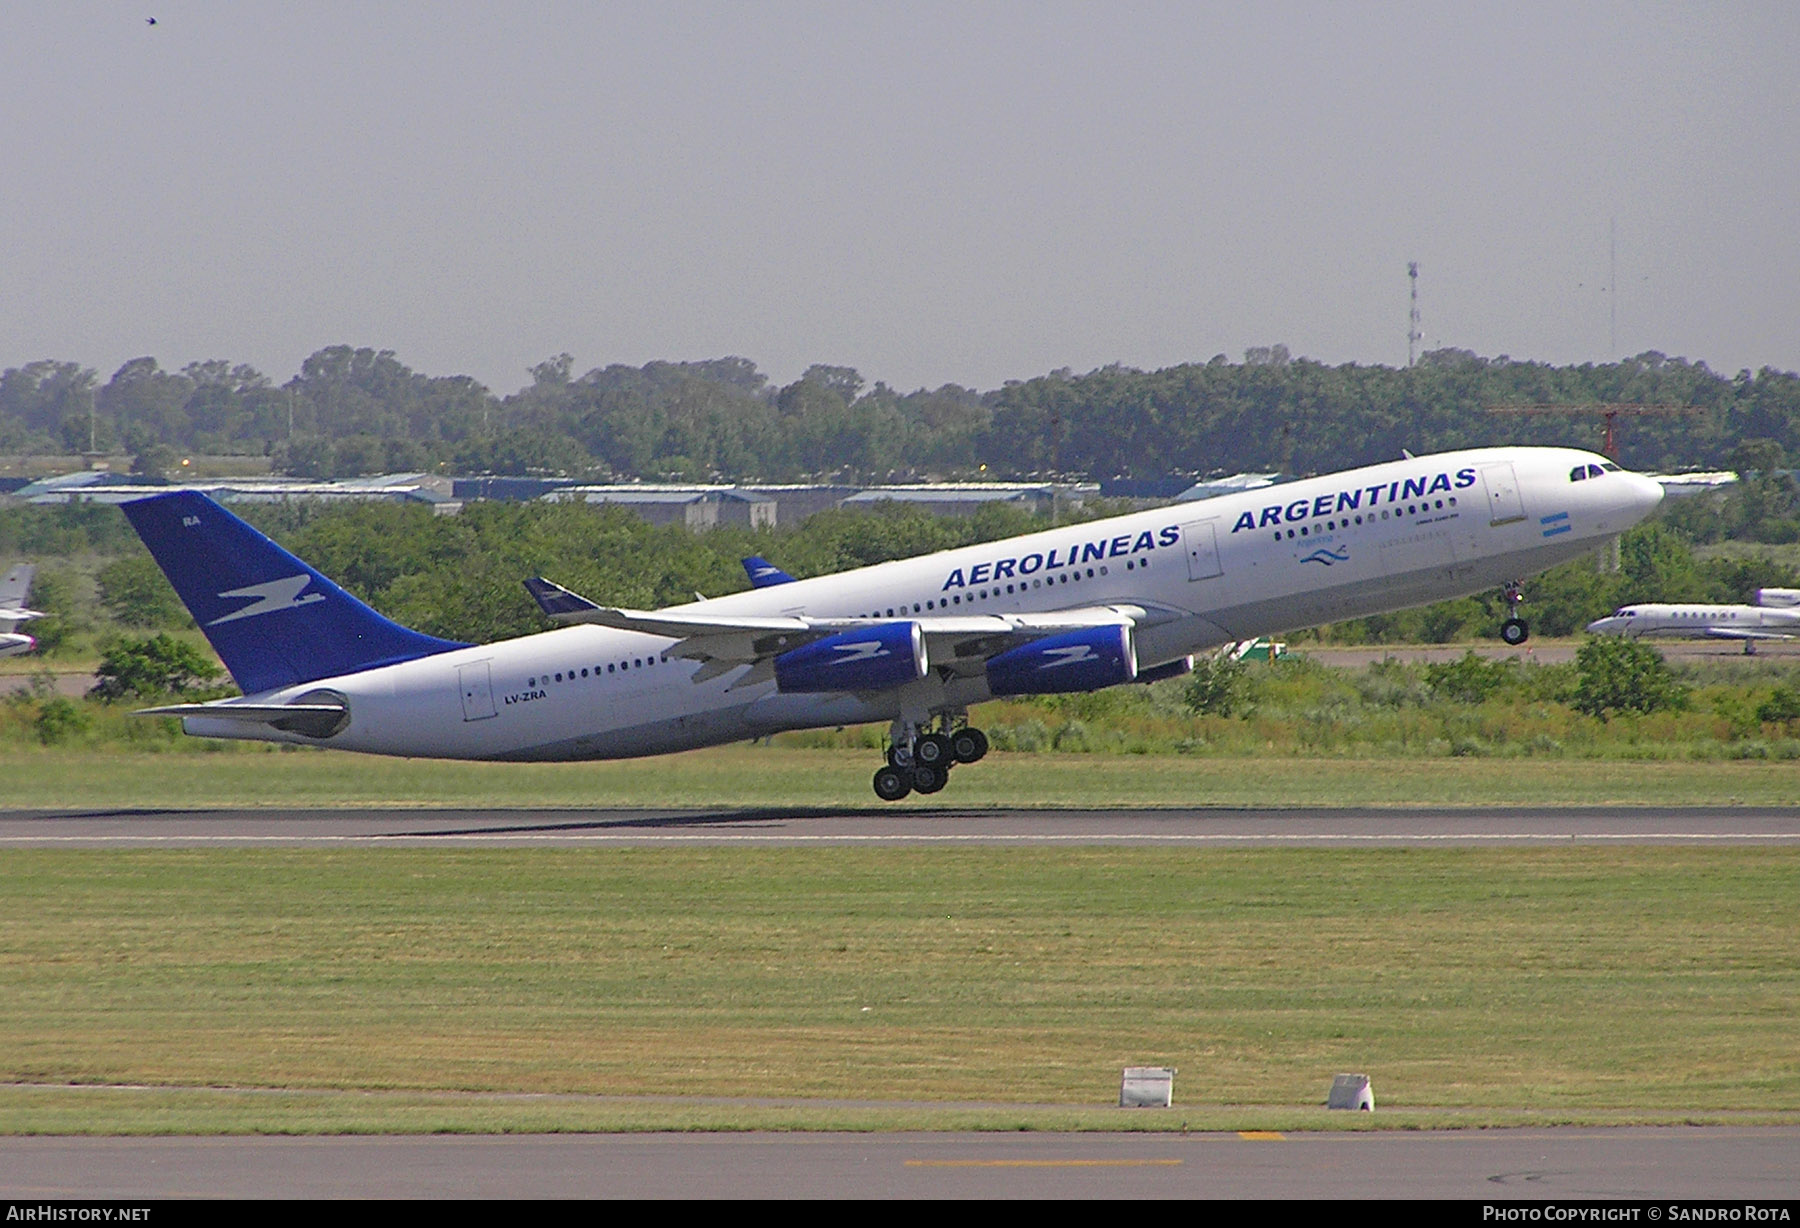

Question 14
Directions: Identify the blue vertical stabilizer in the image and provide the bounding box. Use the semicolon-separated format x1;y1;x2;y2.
122;491;468;695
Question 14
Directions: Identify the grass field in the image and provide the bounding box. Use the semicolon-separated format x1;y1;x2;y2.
7;745;1800;809
0;845;1794;1134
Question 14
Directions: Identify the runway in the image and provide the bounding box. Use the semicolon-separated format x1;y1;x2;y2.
3;1128;1797;1199
4;804;1795;1200
0;804;1797;845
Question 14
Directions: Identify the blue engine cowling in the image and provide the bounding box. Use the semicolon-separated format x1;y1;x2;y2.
774;622;928;693
985;625;1137;696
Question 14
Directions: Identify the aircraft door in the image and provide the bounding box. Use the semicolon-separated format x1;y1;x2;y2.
458;661;497;721
1182;520;1224;581
1481;463;1527;525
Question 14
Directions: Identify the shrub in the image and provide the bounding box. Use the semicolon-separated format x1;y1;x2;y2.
1424;650;1515;704
89;635;224;701
1570;638;1689;721
1756;686;1800;726
34;697;89;745
1182;651;1250;717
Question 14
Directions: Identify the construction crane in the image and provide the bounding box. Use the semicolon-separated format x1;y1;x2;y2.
1485;403;1705;460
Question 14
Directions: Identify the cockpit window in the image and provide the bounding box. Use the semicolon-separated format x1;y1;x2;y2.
1570;466;1588;482
1588;464;1605;478
1601;462;1621;472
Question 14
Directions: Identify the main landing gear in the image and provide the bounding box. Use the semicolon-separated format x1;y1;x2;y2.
872;717;990;801
1500;579;1530;646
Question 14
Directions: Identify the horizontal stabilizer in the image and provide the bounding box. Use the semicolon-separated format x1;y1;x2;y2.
135;700;349;739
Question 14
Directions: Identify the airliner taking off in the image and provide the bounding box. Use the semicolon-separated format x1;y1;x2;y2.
123;447;1662;799
0;564;43;659
1587;589;1800;654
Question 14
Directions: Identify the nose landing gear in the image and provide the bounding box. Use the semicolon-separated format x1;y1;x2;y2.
871;715;990;800
1500;580;1530;646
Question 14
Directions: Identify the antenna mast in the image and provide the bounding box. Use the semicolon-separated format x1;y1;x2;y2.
1407;261;1421;367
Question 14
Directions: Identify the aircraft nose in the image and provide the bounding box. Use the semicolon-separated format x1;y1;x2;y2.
1586;617;1619;636
1628;473;1664;518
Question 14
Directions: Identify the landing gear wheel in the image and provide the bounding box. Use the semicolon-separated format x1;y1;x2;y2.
950;727;989;764
914;733;953;767
886;744;913;769
873;765;912;801
910;763;948;794
1500;617;1529;646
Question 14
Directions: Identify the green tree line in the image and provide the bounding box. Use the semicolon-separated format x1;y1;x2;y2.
5;345;1800;482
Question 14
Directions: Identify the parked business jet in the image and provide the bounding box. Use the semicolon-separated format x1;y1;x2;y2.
1587;591;1800;654
123;446;1662;799
0;564;43;659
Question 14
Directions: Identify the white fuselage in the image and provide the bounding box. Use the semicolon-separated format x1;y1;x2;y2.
1587;604;1800;642
186;447;1663;760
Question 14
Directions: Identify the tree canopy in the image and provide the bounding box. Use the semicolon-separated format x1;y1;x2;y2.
5;346;1795;483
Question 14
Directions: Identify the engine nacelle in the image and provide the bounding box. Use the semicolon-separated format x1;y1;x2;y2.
1756;588;1800;608
774;622;928;693
985;625;1137;697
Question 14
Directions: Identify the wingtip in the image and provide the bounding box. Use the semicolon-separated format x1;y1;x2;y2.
524;576;603;618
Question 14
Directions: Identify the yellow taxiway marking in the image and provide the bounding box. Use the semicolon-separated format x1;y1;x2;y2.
906;1158;1183;1168
1238;1131;1286;1140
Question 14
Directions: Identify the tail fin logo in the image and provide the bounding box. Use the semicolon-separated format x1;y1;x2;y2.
208;575;325;626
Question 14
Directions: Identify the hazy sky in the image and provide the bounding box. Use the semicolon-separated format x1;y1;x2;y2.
4;2;1796;395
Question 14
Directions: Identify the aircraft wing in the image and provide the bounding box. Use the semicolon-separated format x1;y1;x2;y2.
0;606;43;634
525;575;1149;687
1701;627;1796;642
